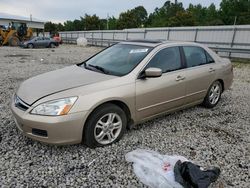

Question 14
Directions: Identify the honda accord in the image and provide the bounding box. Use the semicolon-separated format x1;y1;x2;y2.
11;40;233;147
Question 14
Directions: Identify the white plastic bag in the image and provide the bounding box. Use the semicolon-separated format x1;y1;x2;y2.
76;37;88;46
125;149;188;188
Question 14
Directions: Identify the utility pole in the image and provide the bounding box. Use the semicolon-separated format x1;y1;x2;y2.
30;14;32;21
233;16;237;25
107;13;109;30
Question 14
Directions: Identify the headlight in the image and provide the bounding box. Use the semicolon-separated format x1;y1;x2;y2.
31;97;77;116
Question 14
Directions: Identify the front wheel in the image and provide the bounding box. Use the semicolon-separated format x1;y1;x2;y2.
203;81;222;108
8;37;20;46
83;103;127;148
27;43;34;48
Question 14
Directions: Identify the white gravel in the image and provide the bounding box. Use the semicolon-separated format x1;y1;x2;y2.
0;45;249;187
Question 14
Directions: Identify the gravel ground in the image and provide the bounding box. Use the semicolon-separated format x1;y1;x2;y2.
0;45;249;187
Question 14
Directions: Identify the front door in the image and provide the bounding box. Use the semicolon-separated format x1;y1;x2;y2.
34;37;44;48
135;46;186;120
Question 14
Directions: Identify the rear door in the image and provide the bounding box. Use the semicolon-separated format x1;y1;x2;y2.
34;37;44;48
43;37;51;47
135;46;186;120
181;46;216;104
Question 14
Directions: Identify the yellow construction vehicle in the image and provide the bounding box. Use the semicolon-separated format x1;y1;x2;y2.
0;22;33;46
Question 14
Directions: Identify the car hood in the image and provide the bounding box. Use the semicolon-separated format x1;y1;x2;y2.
17;65;116;105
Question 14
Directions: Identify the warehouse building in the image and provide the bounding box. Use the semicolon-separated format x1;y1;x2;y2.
0;12;45;33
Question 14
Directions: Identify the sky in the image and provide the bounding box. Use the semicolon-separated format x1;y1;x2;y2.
0;0;221;23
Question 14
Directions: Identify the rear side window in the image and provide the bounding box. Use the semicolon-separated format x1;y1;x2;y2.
206;51;215;63
146;47;182;73
183;46;208;67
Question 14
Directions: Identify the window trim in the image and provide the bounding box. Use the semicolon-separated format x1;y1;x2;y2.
179;46;187;68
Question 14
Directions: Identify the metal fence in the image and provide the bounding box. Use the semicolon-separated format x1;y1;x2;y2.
59;25;250;59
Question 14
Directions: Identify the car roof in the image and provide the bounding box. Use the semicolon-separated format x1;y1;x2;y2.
120;40;201;48
120;40;164;47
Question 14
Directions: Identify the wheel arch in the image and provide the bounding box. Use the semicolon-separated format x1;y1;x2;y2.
27;43;34;47
82;99;133;144
203;79;224;108
84;99;133;130
217;79;224;92
49;42;56;47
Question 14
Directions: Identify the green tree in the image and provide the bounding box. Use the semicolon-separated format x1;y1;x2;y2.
117;10;137;29
44;21;57;32
56;23;65;31
220;0;250;25
72;19;83;30
108;16;118;30
147;7;166;27
45;0;250;32
187;4;207;25
147;0;184;27
100;19;108;30
168;11;195;26
84;14;101;30
206;3;223;25
64;20;74;31
117;6;147;29
132;6;148;27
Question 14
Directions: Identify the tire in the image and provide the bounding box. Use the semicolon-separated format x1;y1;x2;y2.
8;37;20;46
49;43;56;48
203;81;222;108
27;43;34;49
0;36;3;45
83;103;127;148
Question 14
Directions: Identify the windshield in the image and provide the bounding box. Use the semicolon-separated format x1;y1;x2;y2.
82;44;153;76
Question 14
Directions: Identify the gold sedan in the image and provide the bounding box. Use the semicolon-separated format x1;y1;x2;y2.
11;41;233;147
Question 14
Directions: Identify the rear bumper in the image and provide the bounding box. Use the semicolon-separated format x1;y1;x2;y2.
223;69;234;91
11;99;89;145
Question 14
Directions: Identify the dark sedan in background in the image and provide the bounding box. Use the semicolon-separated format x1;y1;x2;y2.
20;37;59;48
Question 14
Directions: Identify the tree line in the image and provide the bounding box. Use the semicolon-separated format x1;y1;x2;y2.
45;0;250;33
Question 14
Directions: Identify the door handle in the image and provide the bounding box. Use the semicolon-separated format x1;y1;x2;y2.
176;75;185;81
209;68;215;72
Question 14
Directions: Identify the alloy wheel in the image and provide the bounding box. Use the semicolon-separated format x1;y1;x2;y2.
94;113;122;145
209;82;221;105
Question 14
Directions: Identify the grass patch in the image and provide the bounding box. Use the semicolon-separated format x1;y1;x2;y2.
231;58;250;68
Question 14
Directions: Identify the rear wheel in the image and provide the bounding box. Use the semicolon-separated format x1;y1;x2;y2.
83;103;127;148
49;43;56;48
203;81;222;108
8;37;20;46
0;36;3;45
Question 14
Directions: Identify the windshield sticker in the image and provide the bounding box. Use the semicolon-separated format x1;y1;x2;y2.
129;49;148;54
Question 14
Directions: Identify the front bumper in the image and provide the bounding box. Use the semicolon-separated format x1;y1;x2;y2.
11;98;89;145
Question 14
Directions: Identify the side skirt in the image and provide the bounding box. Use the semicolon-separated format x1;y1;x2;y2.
134;99;203;126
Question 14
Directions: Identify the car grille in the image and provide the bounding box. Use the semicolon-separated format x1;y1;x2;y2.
14;95;30;111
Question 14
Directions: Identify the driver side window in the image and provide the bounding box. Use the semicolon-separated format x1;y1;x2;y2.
146;47;182;73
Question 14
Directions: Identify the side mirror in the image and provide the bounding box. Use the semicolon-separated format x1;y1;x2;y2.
143;67;162;78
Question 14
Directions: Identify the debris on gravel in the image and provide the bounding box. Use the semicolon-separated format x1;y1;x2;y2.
0;45;249;187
